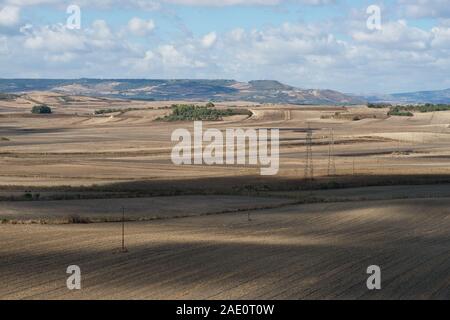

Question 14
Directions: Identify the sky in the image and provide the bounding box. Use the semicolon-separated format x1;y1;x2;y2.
0;0;449;94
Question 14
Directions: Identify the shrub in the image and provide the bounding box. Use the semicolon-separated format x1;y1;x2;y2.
382;103;450;115
95;108;122;115
206;102;215;108
367;103;392;108
31;105;52;114
156;104;252;121
0;93;18;101
388;107;413;117
67;215;92;224
94;106;154;115
24;193;33;200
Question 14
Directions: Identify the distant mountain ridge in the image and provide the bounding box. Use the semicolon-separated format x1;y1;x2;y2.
364;88;450;104
0;79;364;105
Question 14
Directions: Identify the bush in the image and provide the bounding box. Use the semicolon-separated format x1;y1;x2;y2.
24;193;33;200
0;93;18;101
156;104;252;121
388;107;413;117
31;105;52;114
398;103;450;113
381;103;450;116
206;102;215;108
367;103;392;108
94;108;122;115
67;215;92;224
94;106;154;115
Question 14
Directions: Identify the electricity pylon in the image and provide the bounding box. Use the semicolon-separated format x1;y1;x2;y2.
304;124;314;180
327;128;336;176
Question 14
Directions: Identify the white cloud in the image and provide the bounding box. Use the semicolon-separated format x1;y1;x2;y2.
398;0;450;19
157;44;202;67
22;20;118;53
158;44;183;64
0;35;8;53
3;0;57;5
0;5;20;27
431;25;450;48
201;31;217;48
229;28;245;41
351;20;431;50
127;17;155;36
91;20;112;39
23;24;86;51
163;0;333;5
1;0;450;92
0;0;334;8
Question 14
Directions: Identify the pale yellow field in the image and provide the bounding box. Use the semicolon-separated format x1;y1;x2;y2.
2;96;450;188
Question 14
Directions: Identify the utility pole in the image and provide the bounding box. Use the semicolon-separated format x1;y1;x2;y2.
304;124;314;180
121;206;127;253
352;157;355;175
327;128;336;176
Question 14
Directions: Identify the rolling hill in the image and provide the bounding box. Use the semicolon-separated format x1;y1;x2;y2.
0;79;364;105
364;88;450;104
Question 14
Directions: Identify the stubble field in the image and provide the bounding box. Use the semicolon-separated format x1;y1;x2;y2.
1;92;450;299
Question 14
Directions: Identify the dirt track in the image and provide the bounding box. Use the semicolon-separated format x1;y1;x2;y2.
1;197;450;300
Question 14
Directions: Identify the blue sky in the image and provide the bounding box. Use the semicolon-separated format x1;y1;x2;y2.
0;0;450;94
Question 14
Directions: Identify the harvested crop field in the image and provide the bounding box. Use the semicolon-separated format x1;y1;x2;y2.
2;94;450;300
3;99;450;187
0;195;293;223
1;197;450;300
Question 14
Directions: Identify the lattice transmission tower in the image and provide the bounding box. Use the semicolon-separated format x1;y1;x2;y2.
327;128;336;176
304;124;314;180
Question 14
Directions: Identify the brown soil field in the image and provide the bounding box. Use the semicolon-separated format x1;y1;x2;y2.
2;93;450;300
1;96;450;188
0;195;293;224
1;197;450;299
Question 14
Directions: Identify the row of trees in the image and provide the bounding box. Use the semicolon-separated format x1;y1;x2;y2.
368;102;450;117
368;102;450;114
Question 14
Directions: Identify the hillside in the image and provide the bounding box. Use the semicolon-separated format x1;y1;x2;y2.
365;88;450;104
0;79;364;105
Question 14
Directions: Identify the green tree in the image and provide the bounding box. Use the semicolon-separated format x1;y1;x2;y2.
31;105;52;114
